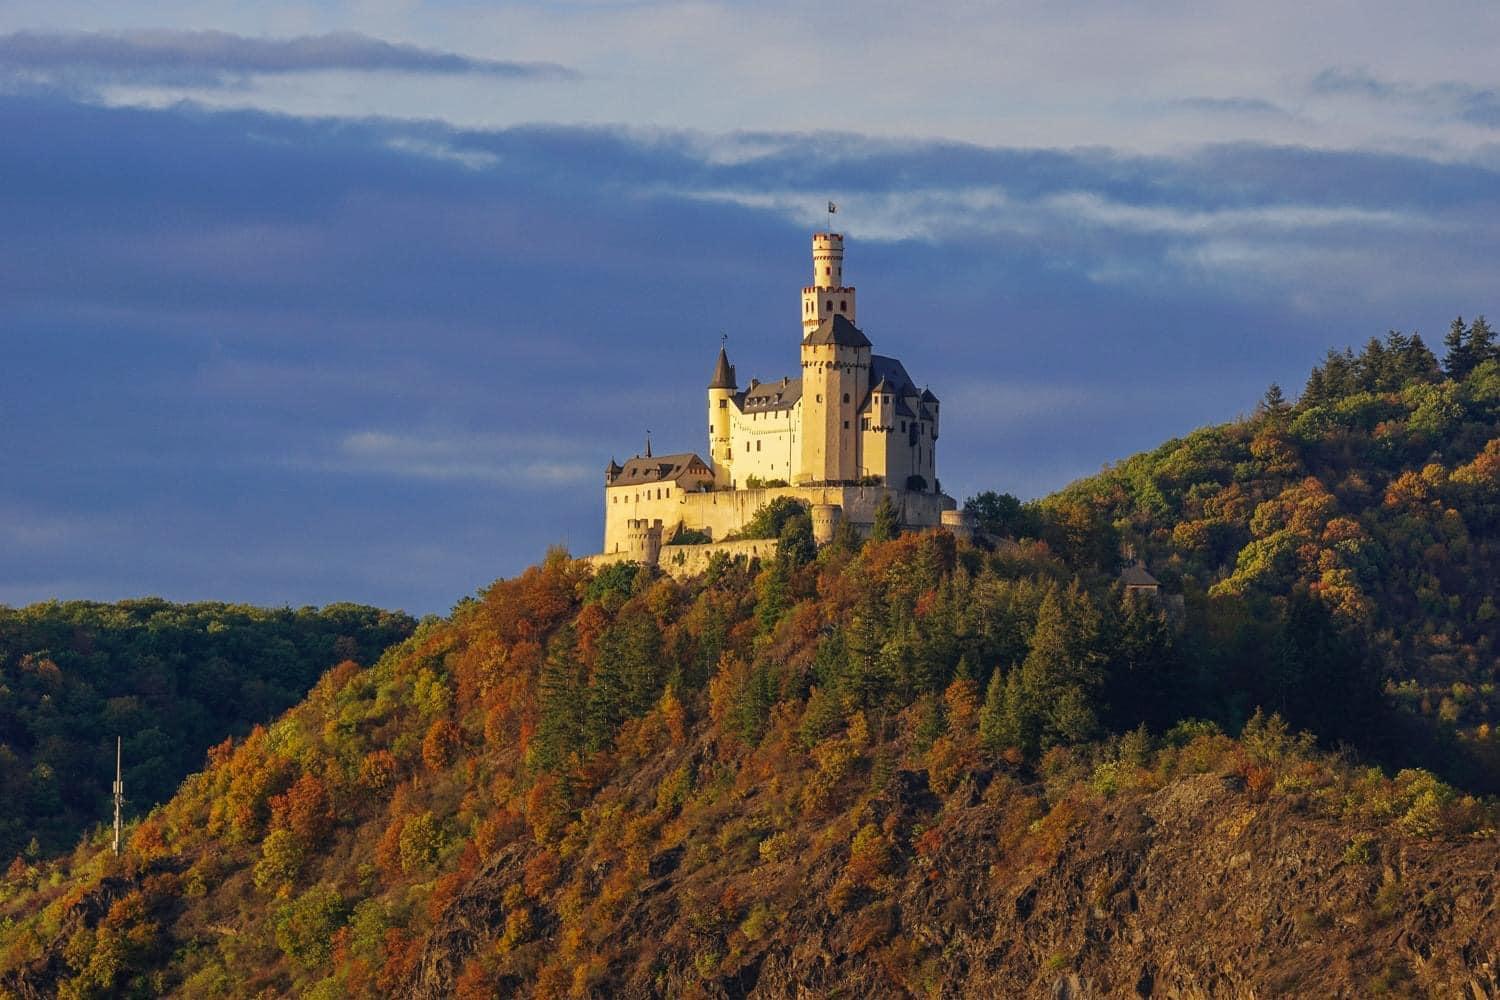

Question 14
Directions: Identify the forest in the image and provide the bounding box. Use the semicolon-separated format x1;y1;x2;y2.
0;601;416;858
0;321;1496;997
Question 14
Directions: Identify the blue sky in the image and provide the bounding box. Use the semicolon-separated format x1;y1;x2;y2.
3;4;1499;615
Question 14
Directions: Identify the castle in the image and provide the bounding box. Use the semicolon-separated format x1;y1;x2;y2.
594;232;967;571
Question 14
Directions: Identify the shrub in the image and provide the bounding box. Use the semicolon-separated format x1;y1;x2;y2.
1343;834;1377;865
422;719;463;771
398;811;447;873
253;828;305;892
757;831;795;864
272;885;347;969
360;750;399;793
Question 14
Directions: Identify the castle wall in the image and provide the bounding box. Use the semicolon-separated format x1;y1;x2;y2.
657;538;775;577
675;484;953;541
590;490;965;580
723;402;799;487
603;484;696;553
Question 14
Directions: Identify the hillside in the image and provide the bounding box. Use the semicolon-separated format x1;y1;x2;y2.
987;325;1500;788
0;600;416;858
0;328;1498;998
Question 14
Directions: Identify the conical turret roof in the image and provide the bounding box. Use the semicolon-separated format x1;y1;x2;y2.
709;346;737;389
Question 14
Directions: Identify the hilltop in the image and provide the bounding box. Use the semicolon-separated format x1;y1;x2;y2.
1;326;1498;998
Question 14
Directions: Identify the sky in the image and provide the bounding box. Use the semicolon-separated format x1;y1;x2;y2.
3;3;1500;616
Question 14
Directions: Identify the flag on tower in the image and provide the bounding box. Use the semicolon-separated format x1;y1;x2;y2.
828;201;837;214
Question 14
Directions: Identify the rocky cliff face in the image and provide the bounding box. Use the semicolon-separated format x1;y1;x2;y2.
409;769;1497;998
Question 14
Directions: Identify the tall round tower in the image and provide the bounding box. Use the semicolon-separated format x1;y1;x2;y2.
707;345;736;489
801;233;858;336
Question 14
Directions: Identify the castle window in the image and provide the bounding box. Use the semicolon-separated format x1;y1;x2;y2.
816;394;823;403
825;266;831;276
843;420;849;429
840;299;847;311
901;421;906;432
843;393;850;404
861;418;869;430
756;440;762;451
825;300;832;311
719;399;726;408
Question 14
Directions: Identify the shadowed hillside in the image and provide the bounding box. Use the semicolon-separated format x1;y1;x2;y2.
0;600;416;858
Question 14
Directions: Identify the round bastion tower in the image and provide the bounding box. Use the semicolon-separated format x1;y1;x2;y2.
801;233;858;335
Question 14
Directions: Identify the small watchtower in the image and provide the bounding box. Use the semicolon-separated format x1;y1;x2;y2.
801;233;858;336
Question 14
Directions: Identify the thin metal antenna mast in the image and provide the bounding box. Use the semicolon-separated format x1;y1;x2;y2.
112;737;123;856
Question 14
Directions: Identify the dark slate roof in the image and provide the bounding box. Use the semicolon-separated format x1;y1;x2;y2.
870;354;915;392
1120;563;1161;588
862;355;922;414
920;388;939;403
737;376;802;412
709;347;736;389
611;452;712;485
802;313;872;349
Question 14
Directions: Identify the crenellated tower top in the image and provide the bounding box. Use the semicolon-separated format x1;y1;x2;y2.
801;232;857;335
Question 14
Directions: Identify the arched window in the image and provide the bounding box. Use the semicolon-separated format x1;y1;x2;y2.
840;299;847;311
843;393;850;404
826;300;833;311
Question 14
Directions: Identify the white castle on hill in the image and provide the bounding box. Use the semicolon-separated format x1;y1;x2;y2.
593;231;969;573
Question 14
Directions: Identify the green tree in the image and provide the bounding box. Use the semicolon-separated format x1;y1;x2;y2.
1016;585;1105;750
1260;383;1291;422
1443;316;1470;379
272;885;348;969
776;512;816;571
1470;316;1496;367
870;494;900;543
532;626;585;772
963;491;1037;539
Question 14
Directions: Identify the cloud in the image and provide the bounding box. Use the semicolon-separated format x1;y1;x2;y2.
1310;67;1500;130
1169;96;1291;117
331;430;596;487
0;29;576;90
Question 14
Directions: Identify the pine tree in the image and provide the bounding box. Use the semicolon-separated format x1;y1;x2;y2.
1402;333;1442;384
1443;316;1473;379
755;560;791;637
1261;383;1290;421
584;634;628;753
614;607;663;717
1358;336;1388;390
533;626;584;772
1301;365;1328;407
870;494;900;543
913;692;945;753
1017;585;1104;750
844;589;889;706
978;667;1007;751
1470;315;1496;368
